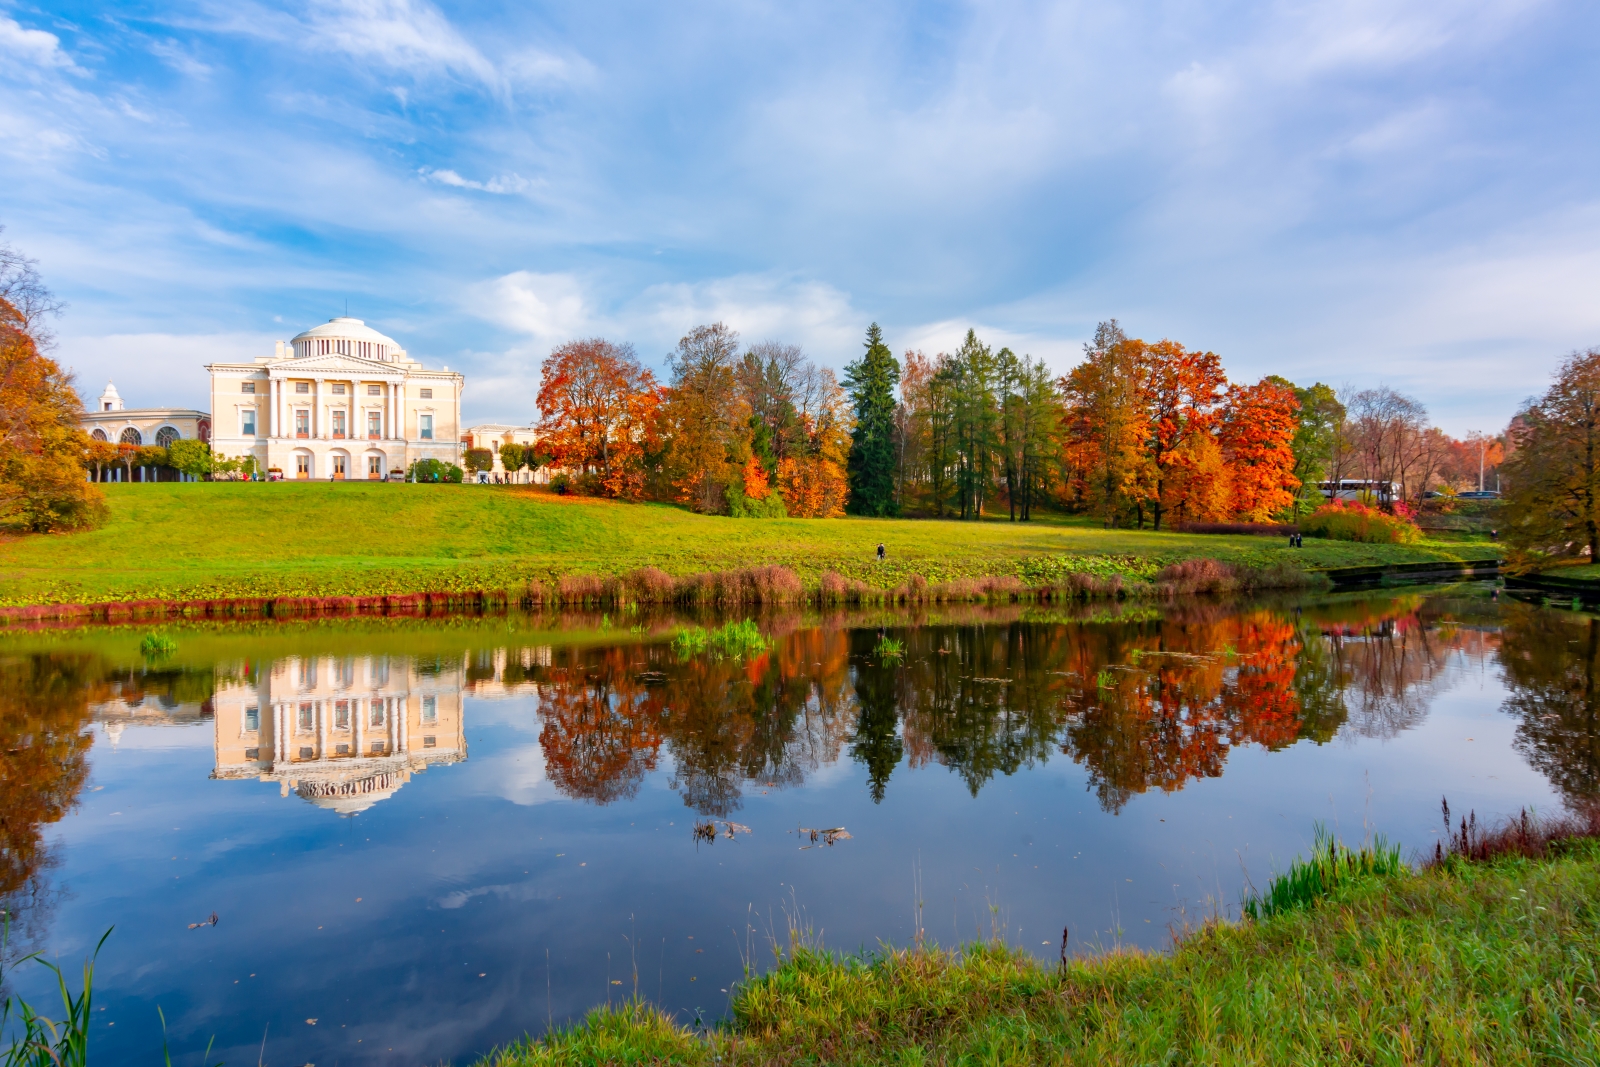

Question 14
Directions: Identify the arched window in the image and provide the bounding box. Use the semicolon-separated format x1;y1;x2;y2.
156;426;180;447
91;429;107;442
120;427;142;445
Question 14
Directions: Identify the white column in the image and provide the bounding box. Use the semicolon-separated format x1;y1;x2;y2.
315;379;325;439
388;698;398;752
395;381;405;444
316;700;327;760
398;696;409;754
273;380;282;438
387;384;396;440
354;697;366;757
273;703;285;763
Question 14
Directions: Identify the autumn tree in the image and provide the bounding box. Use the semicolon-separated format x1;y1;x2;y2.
777;362;851;518
1219;377;1301;521
536;338;659;499
1502;348;1600;563
1058;320;1148;526
843;323;900;516
661;323;745;512
0;242;104;532
1141;339;1226;529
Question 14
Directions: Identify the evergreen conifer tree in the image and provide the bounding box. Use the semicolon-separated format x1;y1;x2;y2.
844;323;900;515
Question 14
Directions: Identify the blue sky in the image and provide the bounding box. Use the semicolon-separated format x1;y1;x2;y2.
3;0;1597;433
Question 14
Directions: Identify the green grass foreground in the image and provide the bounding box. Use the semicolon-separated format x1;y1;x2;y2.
486;841;1600;1066
0;483;1498;607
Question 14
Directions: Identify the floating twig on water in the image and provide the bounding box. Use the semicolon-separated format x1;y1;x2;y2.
692;820;751;845
188;911;219;930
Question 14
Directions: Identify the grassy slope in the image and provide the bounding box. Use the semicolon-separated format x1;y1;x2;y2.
489;842;1600;1066
0;483;1498;606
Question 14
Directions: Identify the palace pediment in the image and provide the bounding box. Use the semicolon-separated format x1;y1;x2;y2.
270;353;402;377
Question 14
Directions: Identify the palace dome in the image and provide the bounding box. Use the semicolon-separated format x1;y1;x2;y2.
288;317;407;362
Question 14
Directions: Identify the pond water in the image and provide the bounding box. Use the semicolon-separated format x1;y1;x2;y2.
1;588;1596;1065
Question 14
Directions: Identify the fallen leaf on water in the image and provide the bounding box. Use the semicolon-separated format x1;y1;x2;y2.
306;1018;317;1025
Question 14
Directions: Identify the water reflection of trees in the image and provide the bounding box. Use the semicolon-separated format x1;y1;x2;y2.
517;598;1526;814
0;654;99;946
1498;604;1600;802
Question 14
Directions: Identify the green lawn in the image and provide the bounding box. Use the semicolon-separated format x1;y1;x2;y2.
487;842;1600;1066
0;483;1499;606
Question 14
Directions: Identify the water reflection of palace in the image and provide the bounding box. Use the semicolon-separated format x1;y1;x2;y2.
211;655;466;814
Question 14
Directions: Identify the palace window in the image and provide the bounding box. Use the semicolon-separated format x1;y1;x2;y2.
419;388;432;399
296;411;310;436
120;427;142;445
332;411;346;437
91;429;107;442
422;696;437;724
298;660;317;687
368;412;382;437
297;703;314;732
295;382;310;394
332;383;346;395
299;746;314;759
368;384;382;396
241;381;255;394
332;454;347;478
296;453;310;476
370;700;386;728
156;426;179;447
242;410;257;436
245;747;259;759
244;706;259;731
423;736;437;748
419;414;433;440
334;700;349;729
336;743;349;755
371;741;387;754
368;455;382;478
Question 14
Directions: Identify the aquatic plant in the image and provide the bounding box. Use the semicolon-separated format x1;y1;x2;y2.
139;631;178;658
873;635;905;661
1242;826;1405;921
673;619;770;660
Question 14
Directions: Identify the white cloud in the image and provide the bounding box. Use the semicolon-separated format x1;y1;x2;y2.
0;15;79;71
420;167;533;195
472;271;592;342
148;38;213;79
631;275;863;363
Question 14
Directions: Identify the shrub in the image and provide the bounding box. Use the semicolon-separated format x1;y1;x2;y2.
1301;501;1421;544
1155;557;1238;596
726;485;789;519
464;448;495;474
408;458;463;483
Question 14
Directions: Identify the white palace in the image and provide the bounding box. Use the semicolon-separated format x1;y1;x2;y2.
205;317;464;479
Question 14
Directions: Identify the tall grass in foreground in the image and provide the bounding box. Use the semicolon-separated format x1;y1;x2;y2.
1242;825;1405;920
0;928;108;1067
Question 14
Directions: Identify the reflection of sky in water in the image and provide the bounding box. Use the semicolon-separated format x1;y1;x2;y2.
1;593;1589;1066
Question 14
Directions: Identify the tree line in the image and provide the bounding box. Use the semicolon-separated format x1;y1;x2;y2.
527;317;1519;526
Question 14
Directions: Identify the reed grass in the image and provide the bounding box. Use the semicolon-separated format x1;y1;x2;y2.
673;619;771;659
1241;825;1405;920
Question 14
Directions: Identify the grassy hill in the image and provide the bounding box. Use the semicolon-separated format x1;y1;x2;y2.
0;483;1498;607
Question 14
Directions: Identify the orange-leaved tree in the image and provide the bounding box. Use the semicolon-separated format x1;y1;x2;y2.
535;338;659;499
1221;377;1301;521
661;323;746;513
1058;321;1150;525
0;285;105;532
778;365;851;517
1141;339;1226;529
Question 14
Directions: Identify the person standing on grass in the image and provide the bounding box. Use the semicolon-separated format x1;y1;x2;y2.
877;543;885;563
